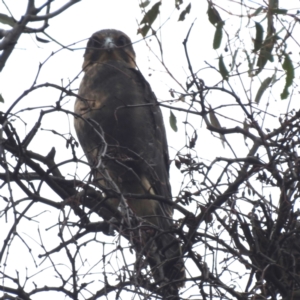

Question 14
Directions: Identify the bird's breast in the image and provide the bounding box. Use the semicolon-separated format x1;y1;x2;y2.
75;63;156;159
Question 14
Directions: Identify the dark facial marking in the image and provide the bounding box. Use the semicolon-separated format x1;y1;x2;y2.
117;35;129;47
87;36;103;49
84;31;136;68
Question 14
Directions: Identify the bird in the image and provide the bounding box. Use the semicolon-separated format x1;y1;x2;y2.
74;29;185;289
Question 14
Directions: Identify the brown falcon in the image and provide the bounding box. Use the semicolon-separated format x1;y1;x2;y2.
74;29;185;287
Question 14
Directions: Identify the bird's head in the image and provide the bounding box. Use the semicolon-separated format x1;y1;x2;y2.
82;29;136;71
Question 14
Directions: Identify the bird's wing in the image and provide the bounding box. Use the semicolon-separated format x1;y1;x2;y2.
74;60;184;286
129;68;173;220
75;62;173;224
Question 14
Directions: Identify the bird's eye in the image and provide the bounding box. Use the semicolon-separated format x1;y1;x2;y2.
117;36;128;47
88;37;102;49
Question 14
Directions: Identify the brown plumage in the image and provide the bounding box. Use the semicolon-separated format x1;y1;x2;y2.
74;29;185;288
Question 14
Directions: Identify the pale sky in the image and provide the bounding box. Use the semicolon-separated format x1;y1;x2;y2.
1;1;300;299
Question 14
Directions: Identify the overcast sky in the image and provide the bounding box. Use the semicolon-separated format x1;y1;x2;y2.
1;1;300;299
0;0;218;195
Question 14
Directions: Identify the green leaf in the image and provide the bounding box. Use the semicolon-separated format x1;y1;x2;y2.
254;22;264;52
243;120;250;142
251;6;264;17
186;80;194;91
244;50;255;76
178;3;191;21
209;107;225;148
213;21;224;49
175;0;183;10
256;37;275;74
179;95;185;102
262;49;274;62
140;0;150;8
36;35;50;43
207;3;222;25
219;54;229;81
272;9;287;14
140;2;161;25
271;69;277;84
254;77;272;104
231;49;238;71
0;13;16;27
281;54;294;100
169;110;178;132
0;94;4;103
256;19;276;75
138;24;150;37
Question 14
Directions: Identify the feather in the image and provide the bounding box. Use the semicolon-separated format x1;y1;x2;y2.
74;29;185;289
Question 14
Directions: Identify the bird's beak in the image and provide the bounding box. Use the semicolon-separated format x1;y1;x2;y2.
104;37;115;52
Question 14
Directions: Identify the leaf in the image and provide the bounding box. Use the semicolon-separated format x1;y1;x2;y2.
213;21;224;49
218;54;229;81
138;25;150;37
256;31;275;74
254;77;272;104
256;44;274;74
140;0;150;8
36;35;50;43
271;69;277;84
175;0;183;10
281;54;294;100
178;95;185;102
272;9;288;15
0;13;16;27
207;3;222;25
231;49;238;71
178;155;192;165
189;131;198;148
175;159;181;169
169;89;175;98
248;188;251;196
178;3;191;21
186;80;194;91
140;2;161;25
254;22;264;52
169;110;178;132
0;94;4;103
209;107;225;148
251;6;264;17
243;120;250;142
244;50;255;76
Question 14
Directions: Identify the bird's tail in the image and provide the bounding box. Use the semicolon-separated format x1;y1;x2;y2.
138;224;185;290
155;230;185;288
